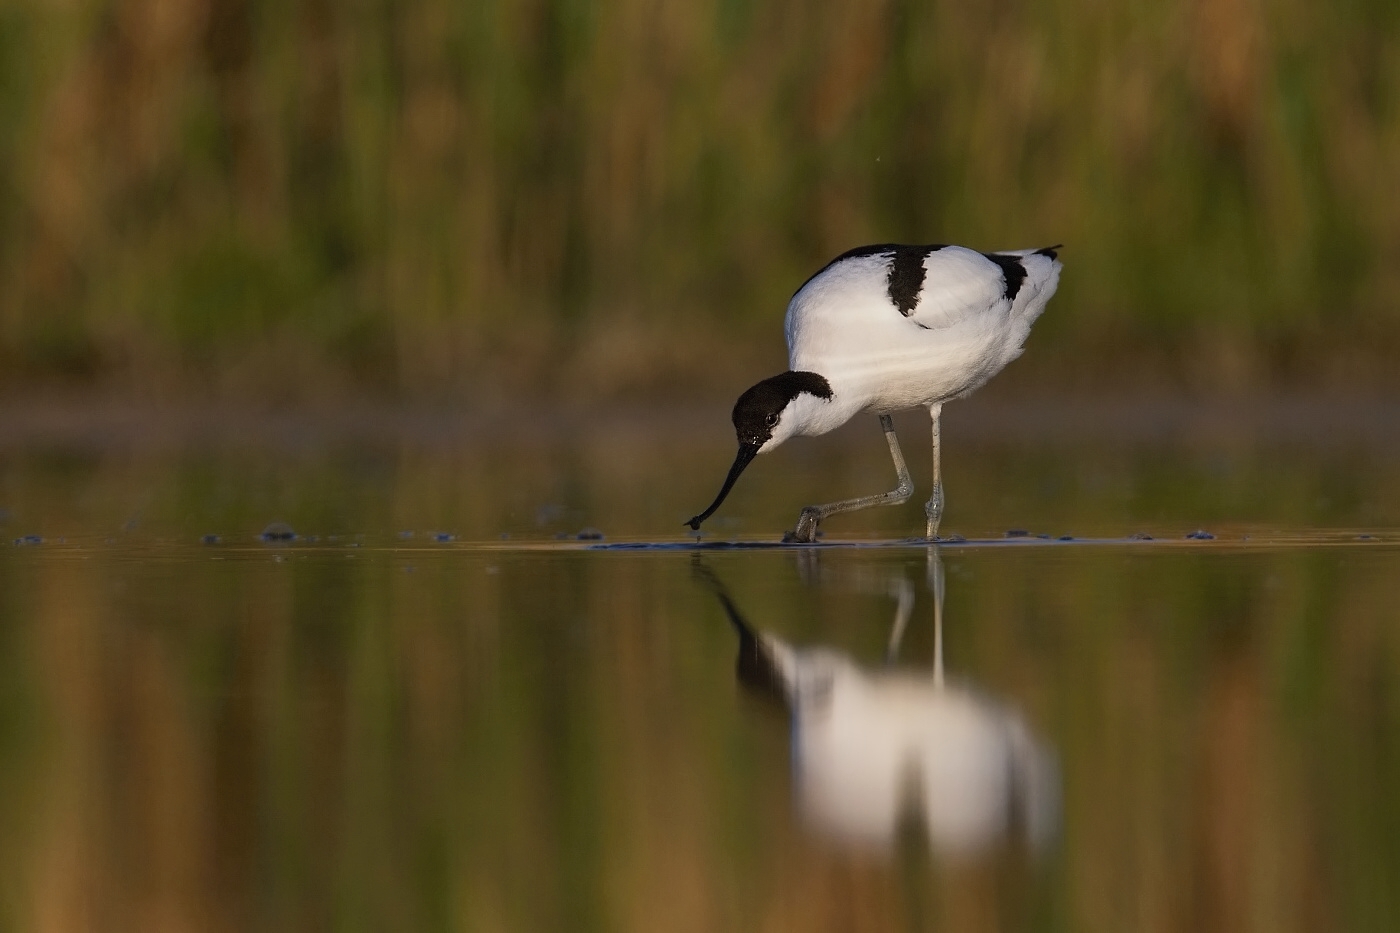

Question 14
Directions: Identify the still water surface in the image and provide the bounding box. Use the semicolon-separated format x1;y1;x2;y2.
2;400;1399;931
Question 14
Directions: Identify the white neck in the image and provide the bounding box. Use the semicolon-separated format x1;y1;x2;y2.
786;381;861;438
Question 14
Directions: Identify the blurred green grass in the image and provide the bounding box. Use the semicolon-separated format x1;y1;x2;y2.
1;0;1398;401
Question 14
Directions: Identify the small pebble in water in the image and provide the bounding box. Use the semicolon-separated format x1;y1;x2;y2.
1185;529;1215;540
943;533;966;543
1005;529;1030;538
1129;532;1154;541
1058;535;1074;541
1358;534;1375;541
13;534;42;546
201;534;221;545
434;532;456;543
576;528;605;541
260;522;297;543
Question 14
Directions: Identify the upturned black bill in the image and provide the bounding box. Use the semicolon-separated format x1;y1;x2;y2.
685;443;759;530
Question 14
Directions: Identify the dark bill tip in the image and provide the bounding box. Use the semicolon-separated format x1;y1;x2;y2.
685;443;760;530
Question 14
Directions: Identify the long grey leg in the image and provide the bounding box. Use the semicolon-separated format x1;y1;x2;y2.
927;545;945;688
883;576;915;664
788;414;913;543
924;402;945;540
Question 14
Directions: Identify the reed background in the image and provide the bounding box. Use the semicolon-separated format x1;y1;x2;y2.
1;0;1398;404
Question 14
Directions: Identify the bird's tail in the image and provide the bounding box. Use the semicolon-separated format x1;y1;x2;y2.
1003;244;1063;262
1002;245;1062;321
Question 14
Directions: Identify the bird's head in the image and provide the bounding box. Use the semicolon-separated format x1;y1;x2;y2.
685;371;833;531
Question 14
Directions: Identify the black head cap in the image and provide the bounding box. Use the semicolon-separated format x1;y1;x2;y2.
684;371;833;532
731;371;833;447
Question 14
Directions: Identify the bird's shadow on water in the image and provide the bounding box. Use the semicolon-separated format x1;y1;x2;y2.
692;548;1061;858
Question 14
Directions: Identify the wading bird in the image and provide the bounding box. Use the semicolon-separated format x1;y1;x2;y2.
685;243;1062;541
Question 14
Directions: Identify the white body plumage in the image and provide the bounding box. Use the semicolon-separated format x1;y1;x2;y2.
775;245;1062;444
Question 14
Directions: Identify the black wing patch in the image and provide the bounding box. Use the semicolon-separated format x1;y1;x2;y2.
982;252;1028;301
793;243;899;295
827;243;905;264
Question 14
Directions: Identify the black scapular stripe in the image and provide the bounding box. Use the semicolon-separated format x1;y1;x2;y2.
886;245;932;317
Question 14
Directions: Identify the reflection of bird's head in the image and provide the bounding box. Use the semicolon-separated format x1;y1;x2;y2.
691;562;791;705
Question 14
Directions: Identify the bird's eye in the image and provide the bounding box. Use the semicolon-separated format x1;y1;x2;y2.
765;413;779;427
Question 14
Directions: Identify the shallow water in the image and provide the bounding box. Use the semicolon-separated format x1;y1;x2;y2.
2;400;1400;931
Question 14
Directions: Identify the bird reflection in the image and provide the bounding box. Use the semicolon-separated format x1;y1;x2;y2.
699;549;1058;858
